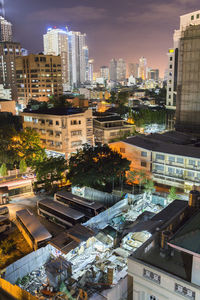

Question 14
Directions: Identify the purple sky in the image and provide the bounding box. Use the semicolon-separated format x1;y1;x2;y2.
7;0;200;76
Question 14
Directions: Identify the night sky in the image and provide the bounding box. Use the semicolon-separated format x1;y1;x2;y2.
7;0;200;76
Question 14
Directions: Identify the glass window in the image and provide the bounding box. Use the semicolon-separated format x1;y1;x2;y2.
156;154;164;160
141;161;147;167
155;164;164;171
168;167;175;173
197;14;200;19
191;15;194;20
141;151;147;157
169;156;175;162
176;169;183;175
189;159;195;166
177;157;183;164
187;171;194;177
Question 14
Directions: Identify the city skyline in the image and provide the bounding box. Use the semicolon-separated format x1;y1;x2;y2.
6;0;200;76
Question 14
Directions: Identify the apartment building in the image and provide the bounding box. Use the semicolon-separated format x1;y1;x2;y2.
94;114;134;144
16;54;63;106
128;191;200;300
21;108;94;158
110;131;200;192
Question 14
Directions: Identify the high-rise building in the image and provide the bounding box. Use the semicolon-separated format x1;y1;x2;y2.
0;41;21;99
172;10;200;133
43;27;69;92
88;59;94;83
68;31;89;89
16;54;62;105
0;0;5;17
138;57;147;80
109;58;117;82
0;16;12;42
117;58;126;81
128;63;139;78
148;69;159;81
100;66;109;80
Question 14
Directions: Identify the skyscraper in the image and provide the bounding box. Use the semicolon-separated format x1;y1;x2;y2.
16;54;62;105
68;31;89;89
138;57;147;80
117;58;126;81
0;42;21;99
109;59;117;82
128;63;139;78
100;66;109;80
88;59;94;83
43;27;69;92
175;11;200;133
0;16;12;42
0;0;5;17
148;69;159;81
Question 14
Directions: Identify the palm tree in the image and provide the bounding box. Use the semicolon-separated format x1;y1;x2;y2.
128;170;137;194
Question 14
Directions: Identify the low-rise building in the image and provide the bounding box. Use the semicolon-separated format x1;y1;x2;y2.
21;107;94;158
128;190;200;300
94;114;134;144
110;131;200;192
0;99;16;114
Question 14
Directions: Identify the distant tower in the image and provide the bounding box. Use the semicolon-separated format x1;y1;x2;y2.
0;0;5;17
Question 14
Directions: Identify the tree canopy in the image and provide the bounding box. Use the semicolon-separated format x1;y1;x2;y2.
67;144;131;192
34;156;68;192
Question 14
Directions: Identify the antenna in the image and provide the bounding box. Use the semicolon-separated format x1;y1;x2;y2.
0;0;5;17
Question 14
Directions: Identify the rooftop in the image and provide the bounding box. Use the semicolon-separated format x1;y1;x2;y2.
122;131;200;159
22;107;84;116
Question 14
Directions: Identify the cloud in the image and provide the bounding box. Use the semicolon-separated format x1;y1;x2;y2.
28;6;107;23
118;0;200;24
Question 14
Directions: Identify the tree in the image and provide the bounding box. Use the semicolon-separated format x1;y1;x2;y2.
144;179;155;195
128;170;137;194
34;156;67;191
14;128;46;167
109;91;117;104
67;144;131;192
49;95;72;108
168;187;178;203
0;163;7;177
19;159;27;173
137;170;147;193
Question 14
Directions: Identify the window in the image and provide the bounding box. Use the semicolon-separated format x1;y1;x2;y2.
24;116;32;122
71;130;82;137
120;148;125;153
177;157;183;164
141;161;147;167
141;151;147;157
154;164;164;172
149;296;158;300
170;56;173;61
86;128;93;136
169;64;172;69
197;14;200;19
71;140;82;147
168;167;175;174
169;156;175;162
187;171;194;178
56;121;59;126
191;15;194;20
169;88;171;91
176;169;183;175
189;159;195;166
156;154;164;160
168;95;171;99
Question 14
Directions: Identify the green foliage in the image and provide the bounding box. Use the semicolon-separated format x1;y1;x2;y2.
109;91;117;104
131;109;166;127
67;144;131;192
168;187;178;202
19;159;27;173
144;179;155;194
48;95;72;108
34;156;67;191
17;128;46;167
118;91;128;106
0;163;8;177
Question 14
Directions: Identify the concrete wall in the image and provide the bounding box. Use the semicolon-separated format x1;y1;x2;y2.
4;244;54;284
0;278;37;300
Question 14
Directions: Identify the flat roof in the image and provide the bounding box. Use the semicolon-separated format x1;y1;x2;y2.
16;209;52;242
38;198;85;220
56;190;104;210
22;107;83;116
122;132;200;159
168;211;200;256
95;116;123;122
